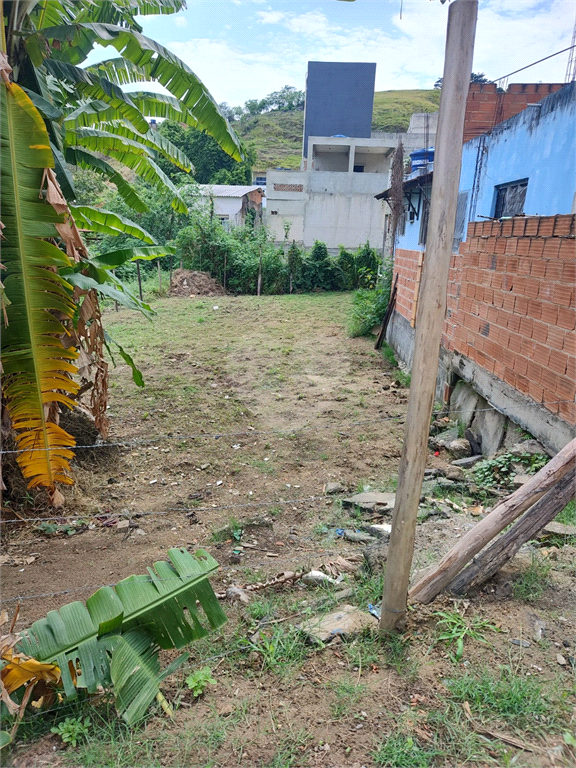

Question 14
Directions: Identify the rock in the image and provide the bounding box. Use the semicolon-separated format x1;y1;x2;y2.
509;638;530;648
226;586;251;604
556;653;567;666
509;439;549;457
470;399;507;457
363;542;388;572
437;477;456;488
424;468;442;478
342;492;396;512
325;482;344;495
434;426;460;447
343;529;376;544
296;605;376;643
449;380;480;428
444;466;466;482
464;428;482;455
511;473;531;488
362;523;392;540
539;522;576;538
448;438;472;459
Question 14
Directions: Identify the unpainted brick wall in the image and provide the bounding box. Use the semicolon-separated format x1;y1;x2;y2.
463;83;565;143
392;215;576;425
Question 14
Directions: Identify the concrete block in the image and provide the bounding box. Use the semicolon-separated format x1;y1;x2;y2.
470;397;507;456
449;380;480;427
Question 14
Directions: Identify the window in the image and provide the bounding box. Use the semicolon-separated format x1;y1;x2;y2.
494;179;528;218
419;195;430;246
254;176;267;186
217;215;230;231
353;165;364;173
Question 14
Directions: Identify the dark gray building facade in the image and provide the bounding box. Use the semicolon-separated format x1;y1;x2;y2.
302;62;376;157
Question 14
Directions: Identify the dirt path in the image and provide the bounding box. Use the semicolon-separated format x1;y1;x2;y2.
3;294;575;768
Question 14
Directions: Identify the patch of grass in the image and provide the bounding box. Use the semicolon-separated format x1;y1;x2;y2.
250;625;310;676
382;631;416;676
246;597;278;622
445;665;567;732
373;732;438;767
512;553;553;601
342;629;382;668
351;568;384;608
426;704;500;765
555;499;575;526
433;610;498;662
329;677;367;719
270;727;311;768
211;517;243;542
380;342;411;387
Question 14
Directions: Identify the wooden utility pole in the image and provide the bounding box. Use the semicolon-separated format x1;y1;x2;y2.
379;0;478;632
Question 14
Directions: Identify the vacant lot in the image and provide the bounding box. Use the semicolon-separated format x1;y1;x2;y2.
4;293;575;768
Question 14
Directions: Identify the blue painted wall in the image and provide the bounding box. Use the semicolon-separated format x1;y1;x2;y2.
396;82;575;253
461;82;575;222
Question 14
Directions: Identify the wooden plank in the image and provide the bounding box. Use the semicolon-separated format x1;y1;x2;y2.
375;274;398;350
409;437;576;604
448;467;575;594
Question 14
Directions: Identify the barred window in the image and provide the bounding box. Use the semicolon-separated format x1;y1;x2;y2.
494;179;528;219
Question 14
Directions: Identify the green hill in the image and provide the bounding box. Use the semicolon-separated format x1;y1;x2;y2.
235;89;441;172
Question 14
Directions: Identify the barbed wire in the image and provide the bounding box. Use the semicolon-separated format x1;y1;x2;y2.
1;399;570;456
0;495;324;526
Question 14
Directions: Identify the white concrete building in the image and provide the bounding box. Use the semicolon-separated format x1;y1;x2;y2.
266;117;437;251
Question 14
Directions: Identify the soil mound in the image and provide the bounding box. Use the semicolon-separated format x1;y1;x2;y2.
170;269;226;297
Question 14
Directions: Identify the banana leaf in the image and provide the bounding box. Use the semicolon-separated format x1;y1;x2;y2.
65;147;148;212
104;331;144;387
17;548;226;724
0;77;79;491
64;269;155;319
91;245;176;270
70;206;155;243
27;23;242;159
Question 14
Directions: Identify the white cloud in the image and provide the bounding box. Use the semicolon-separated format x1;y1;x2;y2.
256;10;285;24
174;14;188;27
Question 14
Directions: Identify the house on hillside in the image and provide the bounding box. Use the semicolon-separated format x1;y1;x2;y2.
265;62;438;251
198;185;264;229
376;81;576;454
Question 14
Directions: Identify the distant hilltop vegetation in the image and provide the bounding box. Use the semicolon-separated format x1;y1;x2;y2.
235;89;441;172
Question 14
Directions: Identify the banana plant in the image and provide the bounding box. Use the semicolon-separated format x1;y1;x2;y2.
2;0;243;496
16;548;227;725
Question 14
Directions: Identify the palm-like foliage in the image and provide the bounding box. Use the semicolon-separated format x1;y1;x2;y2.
1;0;243;495
14;548;226;725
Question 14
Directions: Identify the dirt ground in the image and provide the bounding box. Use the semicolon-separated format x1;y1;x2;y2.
3;293;575;768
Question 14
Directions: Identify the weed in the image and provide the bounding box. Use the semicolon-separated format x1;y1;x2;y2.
211;517;243;542
185;667;216;697
445;665;567;731
329;677;367;719
246;598;278;621
426;704;498;765
433;610;498;662
271;728;310;767
512;553;552;601
51;716;91;747
373;732;437;767
475;452;550;489
250;625;310;676
351;569;384;608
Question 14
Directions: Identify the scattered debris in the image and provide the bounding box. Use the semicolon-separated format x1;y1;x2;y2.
324;482;344;495
321;555;363;578
169;269;226;297
361;523;392;540
509;638;530;648
301;570;339;587
0;555;36;567
296;604;375;643
340;529;376;545
363;542;388;573
451;455;483;468
225;586;251;605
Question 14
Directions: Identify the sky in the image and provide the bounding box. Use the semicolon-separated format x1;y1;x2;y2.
125;0;574;106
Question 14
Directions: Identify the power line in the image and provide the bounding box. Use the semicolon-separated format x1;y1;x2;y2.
494;45;576;85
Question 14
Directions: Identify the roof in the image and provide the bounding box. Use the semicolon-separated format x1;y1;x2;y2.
197;185;263;198
375;171;433;200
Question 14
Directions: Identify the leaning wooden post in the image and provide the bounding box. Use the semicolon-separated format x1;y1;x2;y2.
379;0;478;632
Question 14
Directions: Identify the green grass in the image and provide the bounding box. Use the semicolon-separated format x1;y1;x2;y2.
433;610;498;662
380;342;411;387
555;499;575;526
373;732;438;767
328;677;367;719
372;89;441;133
512;553;553;602
270;728;311;767
445;665;568;732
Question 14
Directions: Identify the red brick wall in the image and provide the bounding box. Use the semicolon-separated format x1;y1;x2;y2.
463;83;565;143
392;215;576;425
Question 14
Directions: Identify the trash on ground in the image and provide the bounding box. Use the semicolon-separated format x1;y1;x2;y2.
225;586;251;604
301;570;339;587
342;492;396;512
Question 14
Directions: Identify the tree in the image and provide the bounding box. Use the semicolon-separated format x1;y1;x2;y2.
434;72;490;89
1;0;242;500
